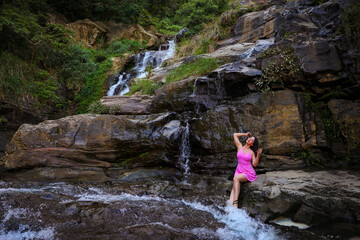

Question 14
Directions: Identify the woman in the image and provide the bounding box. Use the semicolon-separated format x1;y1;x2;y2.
229;132;262;207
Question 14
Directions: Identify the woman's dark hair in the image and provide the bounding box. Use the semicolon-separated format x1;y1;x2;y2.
250;136;259;157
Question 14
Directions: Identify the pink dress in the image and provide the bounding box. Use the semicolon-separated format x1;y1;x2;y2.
234;148;257;182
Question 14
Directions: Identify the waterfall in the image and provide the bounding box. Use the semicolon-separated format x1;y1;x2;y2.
241;38;275;59
179;121;191;176
107;39;176;96
107;73;131;96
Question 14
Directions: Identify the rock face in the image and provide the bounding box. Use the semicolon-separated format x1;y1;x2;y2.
189;90;327;174
66;20;165;48
100;95;153;115
66;19;108;48
151;77;196;113
295;41;342;74
96;21;165;48
2;113;184;170
328;99;360;155
232;6;282;42
239;170;360;225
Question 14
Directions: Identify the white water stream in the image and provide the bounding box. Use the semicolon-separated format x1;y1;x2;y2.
107;40;176;96
0;183;282;240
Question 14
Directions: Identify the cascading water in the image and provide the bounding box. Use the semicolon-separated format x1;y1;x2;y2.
0;180;283;239
107;40;176;96
179;121;191;176
107;73;131;96
240;38;275;60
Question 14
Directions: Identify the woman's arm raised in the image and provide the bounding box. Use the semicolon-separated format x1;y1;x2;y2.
252;148;262;167
233;132;250;150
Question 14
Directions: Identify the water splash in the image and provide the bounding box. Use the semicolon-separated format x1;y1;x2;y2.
182;201;282;240
0;225;56;240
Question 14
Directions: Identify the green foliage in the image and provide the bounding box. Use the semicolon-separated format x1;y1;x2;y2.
304;92;340;143
300;151;322;167
342;2;360;67
0;115;7;124
165;58;219;83
33;70;62;106
255;46;301;92
129;79;161;95
311;0;328;5
154;17;183;36
0;51;34;99
87;101;107;114
194;38;215;55
57;45;96;93
174;0;228;35
75;59;113;113
106;39;147;56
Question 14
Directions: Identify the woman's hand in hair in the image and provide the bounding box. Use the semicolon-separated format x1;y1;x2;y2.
246;132;251;137
257;148;263;156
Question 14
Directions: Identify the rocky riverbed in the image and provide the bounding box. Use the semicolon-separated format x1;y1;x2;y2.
1;0;360;239
2;167;359;239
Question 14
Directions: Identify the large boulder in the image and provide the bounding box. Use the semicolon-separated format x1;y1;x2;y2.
100;95;153;115
231;6;282;43
189;90;327;173
295;41;342;74
151;77;196;113
239;170;360;226
2;113;184;170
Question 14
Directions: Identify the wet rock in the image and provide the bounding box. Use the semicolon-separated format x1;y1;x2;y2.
99;95;153;115
14;167;110;182
232;6;282;43
151;77;196;113
295;41;342;74
239;170;360;226
206;43;255;61
2;113;183;171
276;12;318;41
174;28;189;43
328;99;360;156
191;90;305;155
190;62;262;112
189;90;332;173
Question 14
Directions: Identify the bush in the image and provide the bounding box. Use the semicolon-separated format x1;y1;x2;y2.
0;51;34;99
106;39;147;56
129;79;161;95
165;57;219;83
255;46;301;92
342;2;360;67
75;59;113;113
174;0;228;36
57;45;96;93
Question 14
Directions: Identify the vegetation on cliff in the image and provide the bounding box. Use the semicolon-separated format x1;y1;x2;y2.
0;0;230;115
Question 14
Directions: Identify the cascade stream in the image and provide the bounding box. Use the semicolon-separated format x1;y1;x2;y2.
107;40;176;96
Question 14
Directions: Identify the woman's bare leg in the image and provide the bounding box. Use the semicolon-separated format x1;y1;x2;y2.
233;174;248;207
229;182;236;205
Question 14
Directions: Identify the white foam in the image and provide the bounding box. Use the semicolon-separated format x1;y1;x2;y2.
271;217;310;229
0;188;43;194
73;192;164;204
0;225;56;240
182;201;281;240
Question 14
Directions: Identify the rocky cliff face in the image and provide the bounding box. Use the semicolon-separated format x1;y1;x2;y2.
1;0;360;236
